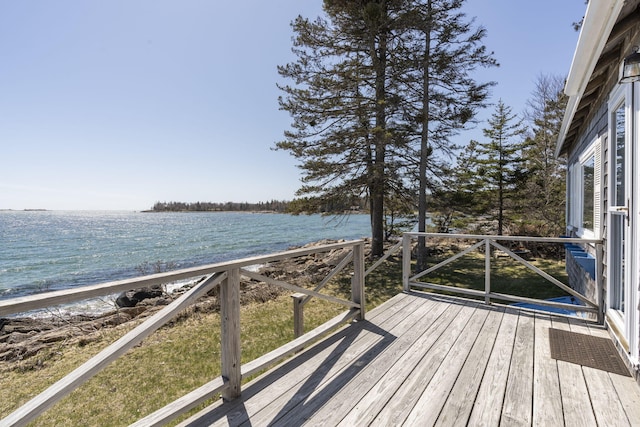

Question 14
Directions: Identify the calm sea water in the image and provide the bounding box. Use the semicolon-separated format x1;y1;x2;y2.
0;211;371;304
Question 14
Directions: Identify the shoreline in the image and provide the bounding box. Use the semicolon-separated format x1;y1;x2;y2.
0;239;360;366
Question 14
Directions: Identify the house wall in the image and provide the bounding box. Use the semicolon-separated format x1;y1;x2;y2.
565;102;607;310
565;248;597;311
565;29;640;382
566;103;608;167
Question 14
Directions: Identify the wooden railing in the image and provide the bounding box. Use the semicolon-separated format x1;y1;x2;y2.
402;233;604;323
2;233;604;426
291;239;402;337
0;240;365;427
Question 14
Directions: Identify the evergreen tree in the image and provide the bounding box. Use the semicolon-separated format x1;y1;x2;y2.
384;160;417;238
430;139;486;233
277;1;496;257
520;74;567;236
276;0;411;257
399;0;497;267
473;100;526;235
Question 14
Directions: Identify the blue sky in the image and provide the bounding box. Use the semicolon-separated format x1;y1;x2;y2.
0;1;586;211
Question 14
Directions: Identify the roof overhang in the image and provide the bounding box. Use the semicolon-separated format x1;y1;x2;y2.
555;0;625;158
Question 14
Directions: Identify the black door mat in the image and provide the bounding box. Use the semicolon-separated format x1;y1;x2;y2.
549;328;631;376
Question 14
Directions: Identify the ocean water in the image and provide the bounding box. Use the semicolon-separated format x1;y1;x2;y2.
0;211;371;305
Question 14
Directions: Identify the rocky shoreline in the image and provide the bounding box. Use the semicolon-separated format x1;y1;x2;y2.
0;239;361;367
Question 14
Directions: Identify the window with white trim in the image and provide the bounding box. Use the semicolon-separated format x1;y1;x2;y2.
567;138;600;238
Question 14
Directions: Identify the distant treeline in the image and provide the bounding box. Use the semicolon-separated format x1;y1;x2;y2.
150;198;368;214
151;200;290;213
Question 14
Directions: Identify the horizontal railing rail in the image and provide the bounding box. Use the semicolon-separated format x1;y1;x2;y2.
0;240;365;427
0;240;362;318
402;233;604;323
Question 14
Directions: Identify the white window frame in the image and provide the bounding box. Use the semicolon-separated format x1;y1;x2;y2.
606;82;638;363
634;81;640;364
567;139;599;239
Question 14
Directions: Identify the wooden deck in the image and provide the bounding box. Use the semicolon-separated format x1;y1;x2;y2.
177;292;640;427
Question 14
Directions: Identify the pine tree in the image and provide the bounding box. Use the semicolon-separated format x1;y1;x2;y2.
520;74;567;236
277;1;496;257
399;0;497;268
473;100;526;235
276;0;412;257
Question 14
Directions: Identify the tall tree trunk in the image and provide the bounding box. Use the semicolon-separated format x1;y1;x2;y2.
369;1;388;258
498;138;504;235
371;94;385;257
416;0;432;271
371;146;385;257
498;180;504;235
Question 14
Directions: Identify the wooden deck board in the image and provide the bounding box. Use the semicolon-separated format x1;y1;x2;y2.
309;299;453;426
371;302;478;425
431;307;504;426
405;306;495;426
551;317;598;427
177;292;640;427
265;295;441;426
335;301;463;427
179;293;421;426
611;373;640;423
567;317;636;427
466;306;518;426
500;312;535;426
532;314;564;426
583;367;632;427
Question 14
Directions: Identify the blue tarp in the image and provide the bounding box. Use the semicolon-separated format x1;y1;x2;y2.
513;296;584;316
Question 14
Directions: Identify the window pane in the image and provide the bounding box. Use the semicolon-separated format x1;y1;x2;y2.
614;104;626;206
582;156;594;230
567;167;573;226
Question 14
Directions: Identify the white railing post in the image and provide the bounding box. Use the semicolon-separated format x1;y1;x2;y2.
485;238;491;305
352;242;365;320
220;267;241;401
402;233;412;292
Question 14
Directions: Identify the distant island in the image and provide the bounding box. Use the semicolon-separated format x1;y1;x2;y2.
147;199;366;214
0;209;48;212
147;201;290;213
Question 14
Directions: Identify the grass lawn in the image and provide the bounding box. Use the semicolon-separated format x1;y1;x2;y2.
419;249;571;302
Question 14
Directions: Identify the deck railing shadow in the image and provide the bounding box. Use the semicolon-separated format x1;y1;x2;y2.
402;232;604;323
180;320;395;426
0;240;366;427
265;321;394;425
